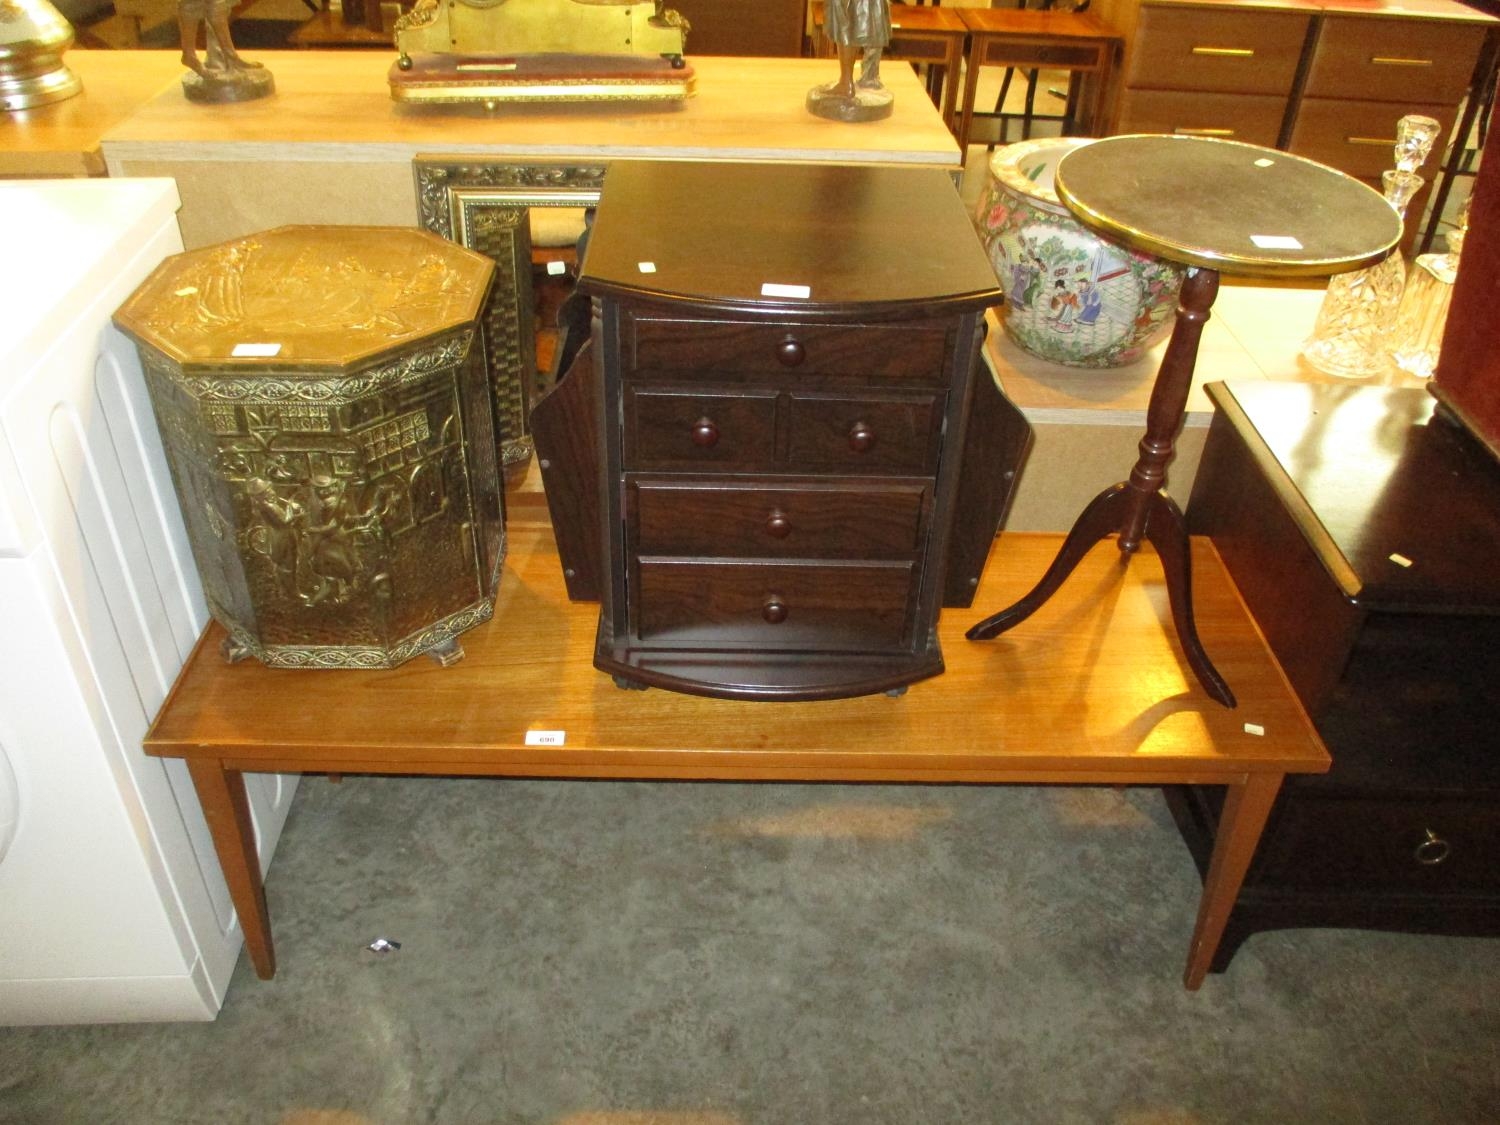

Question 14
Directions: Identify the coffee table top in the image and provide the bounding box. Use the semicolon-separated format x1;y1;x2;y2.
1054;135;1402;278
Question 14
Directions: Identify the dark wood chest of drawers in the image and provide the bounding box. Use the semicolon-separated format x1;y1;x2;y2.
569;161;1011;701
1179;380;1500;971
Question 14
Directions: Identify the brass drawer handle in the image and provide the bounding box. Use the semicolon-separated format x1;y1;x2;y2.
1347;136;1398;147
762;596;789;625
1414;828;1451;866
765;509;792;539
848;421;877;453
1174;127;1236;137
1191;46;1255;58
1372;57;1434;68
690;416;720;448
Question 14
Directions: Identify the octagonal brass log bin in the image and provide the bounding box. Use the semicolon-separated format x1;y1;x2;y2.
114;225;505;669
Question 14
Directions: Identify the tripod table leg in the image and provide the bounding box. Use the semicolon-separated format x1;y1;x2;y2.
966;483;1129;640
1144;492;1236;707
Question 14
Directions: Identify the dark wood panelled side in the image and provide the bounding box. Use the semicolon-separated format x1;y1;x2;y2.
1179;380;1500;972
1432;107;1500;460
1186;401;1362;717
529;339;602;602
942;363;1033;609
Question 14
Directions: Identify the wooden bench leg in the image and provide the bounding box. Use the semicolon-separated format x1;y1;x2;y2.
1184;771;1281;989
187;758;277;980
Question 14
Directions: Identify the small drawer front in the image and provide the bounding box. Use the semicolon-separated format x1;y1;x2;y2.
1289;98;1458;178
1257;796;1500;893
1116;89;1287;147
632;479;927;560
635;559;914;650
1302;17;1485;104
627;314;949;383
787;393;940;474
1126;8;1311;95
979;39;1109;70
887;34;952;63
626;386;777;469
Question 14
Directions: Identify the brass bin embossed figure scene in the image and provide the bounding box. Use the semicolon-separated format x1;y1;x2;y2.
114;225;505;669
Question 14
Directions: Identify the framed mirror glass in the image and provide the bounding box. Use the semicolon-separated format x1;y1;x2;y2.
414;157;605;473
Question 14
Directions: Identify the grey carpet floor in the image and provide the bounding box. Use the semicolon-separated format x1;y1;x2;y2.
3;777;1497;1124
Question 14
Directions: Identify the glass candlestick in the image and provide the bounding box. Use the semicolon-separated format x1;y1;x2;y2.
1302;115;1441;378
1388;197;1469;379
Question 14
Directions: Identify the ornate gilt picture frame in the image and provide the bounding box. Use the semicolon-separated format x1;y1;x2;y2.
413;157;606;469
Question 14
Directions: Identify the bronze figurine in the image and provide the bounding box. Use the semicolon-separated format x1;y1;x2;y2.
176;0;274;103
807;0;893;122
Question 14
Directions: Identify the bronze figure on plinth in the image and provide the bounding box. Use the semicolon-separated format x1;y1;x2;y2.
807;0;893;122
176;0;274;103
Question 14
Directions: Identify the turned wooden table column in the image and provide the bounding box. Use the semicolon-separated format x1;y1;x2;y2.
968;135;1403;707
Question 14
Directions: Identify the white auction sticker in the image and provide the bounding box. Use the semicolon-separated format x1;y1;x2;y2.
761;282;811;299
231;343;282;358
524;730;566;746
546;260;568;276
638;261;657;273
1250;235;1304;250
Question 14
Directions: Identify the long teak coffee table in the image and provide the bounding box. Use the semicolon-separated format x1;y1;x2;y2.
144;517;1330;990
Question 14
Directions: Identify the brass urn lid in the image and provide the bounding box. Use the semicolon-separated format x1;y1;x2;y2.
113;225;495;372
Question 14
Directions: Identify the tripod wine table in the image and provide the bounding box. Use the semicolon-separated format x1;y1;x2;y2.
968;135;1402;707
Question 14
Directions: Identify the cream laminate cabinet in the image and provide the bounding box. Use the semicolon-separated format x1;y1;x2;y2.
0;179;298;1024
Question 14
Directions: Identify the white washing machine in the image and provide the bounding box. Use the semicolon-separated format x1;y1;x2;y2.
0;179;298;1024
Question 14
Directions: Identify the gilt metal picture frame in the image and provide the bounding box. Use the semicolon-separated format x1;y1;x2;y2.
413;157;606;469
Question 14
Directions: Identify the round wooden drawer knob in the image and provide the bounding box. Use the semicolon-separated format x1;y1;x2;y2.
762;597;789;625
765;510;792;538
691;417;720;448
848;421;876;453
776;336;806;367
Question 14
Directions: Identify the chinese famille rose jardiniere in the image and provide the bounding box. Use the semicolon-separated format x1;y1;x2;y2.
976;137;1184;368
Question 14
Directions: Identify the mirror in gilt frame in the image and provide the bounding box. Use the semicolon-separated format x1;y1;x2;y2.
413;156;605;475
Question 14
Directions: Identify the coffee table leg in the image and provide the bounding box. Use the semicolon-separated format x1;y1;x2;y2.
187;758;277;980
1184;771;1281;989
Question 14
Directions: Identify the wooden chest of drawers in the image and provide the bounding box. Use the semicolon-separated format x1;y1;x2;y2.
1177;380;1500;971
568;161;1013;700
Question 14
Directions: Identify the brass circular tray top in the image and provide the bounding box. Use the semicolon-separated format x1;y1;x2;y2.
1054;135;1403;279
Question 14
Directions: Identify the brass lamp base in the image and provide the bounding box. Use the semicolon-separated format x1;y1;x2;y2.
0;57;80;111
0;0;83;112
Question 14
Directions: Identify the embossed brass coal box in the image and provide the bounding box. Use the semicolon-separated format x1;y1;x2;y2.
113;225;504;669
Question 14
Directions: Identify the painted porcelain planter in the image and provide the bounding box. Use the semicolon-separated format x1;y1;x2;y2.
976;137;1184;368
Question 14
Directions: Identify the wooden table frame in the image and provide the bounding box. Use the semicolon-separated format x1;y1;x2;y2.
955;8;1122;151
145;513;1328;992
